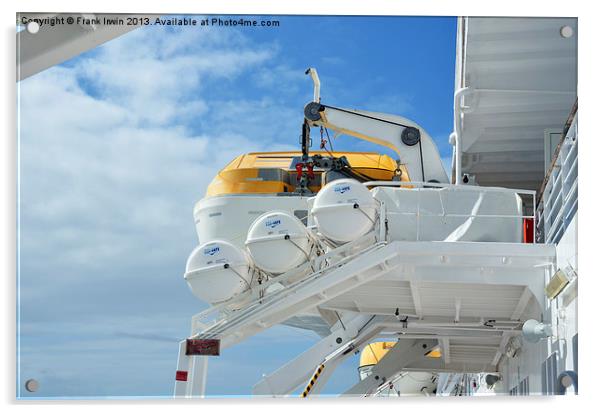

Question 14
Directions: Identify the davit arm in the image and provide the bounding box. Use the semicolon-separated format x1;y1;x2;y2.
302;68;449;183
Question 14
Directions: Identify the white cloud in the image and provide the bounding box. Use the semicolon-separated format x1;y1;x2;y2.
253;63;308;96
18;24;312;398
320;56;345;66
74;25;274;127
363;93;414;115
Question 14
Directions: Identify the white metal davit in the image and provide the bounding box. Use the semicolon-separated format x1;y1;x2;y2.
303;104;449;185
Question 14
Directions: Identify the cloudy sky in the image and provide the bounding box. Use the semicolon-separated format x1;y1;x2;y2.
17;15;456;398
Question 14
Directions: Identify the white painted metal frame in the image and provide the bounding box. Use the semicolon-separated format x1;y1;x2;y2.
306;105;450;184
253;316;517;397
253;314;381;396
175;236;554;396
174;340;209;398
194;242;397;349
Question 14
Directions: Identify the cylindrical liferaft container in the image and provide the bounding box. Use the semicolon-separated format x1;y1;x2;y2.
184;240;252;304
310;179;378;243
245;211;311;274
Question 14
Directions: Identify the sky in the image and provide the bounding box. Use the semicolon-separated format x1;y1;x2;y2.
17;14;457;398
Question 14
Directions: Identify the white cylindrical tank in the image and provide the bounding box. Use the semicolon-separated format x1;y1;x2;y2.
184;240;252;304
310;179;378;243
245;211;311;274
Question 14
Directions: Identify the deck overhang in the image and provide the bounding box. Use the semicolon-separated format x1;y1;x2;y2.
453;17;577;192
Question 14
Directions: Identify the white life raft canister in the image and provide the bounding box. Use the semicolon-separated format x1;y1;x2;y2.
245;211;311;274
184;240;252;304
310;179;378;243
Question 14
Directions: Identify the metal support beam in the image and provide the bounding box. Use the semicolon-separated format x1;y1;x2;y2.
491;331;513;367
454;298;462;323
196;243;398;349
404;358;498;374
510;287;532;320
307;357;345;396
409;281;423;319
441;338;451;365
174;340;189;398
173;340;209;398
189;356;208;397
253;314;376;396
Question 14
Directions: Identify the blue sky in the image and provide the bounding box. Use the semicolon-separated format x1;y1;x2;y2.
17;15;456;398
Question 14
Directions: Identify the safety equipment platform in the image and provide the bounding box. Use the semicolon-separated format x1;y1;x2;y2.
174;183;555;397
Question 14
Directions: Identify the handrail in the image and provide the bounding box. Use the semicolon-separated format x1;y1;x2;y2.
451;87;472;185
536;109;578;244
189;231;387;335
537;99;578;205
362;180;536;196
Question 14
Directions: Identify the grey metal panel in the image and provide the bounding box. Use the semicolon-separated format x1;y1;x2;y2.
17;13;151;81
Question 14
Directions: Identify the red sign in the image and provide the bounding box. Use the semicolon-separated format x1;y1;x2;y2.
186;338;220;356
175;370;188;381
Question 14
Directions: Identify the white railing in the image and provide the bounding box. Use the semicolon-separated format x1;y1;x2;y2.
537;112;578;244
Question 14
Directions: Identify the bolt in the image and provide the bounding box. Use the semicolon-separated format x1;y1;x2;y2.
336;337;342;344
25;379;39;392
561;375;573;388
26;21;40;34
